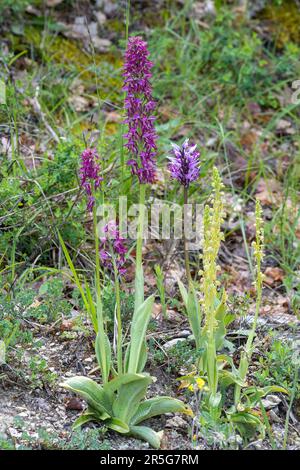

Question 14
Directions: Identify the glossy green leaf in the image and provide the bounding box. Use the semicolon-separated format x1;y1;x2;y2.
130;425;162;449
107;418;130;434
72;412;96;430
131;396;190;425
60;376;111;418
127;295;154;374
95;331;111;384
186;285;202;349
112;374;152;423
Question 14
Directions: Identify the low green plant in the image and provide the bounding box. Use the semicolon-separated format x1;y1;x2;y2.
28;355;58;389
254;336;300;399
179;170;288;443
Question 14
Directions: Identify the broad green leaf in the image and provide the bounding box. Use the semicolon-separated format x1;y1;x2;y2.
95;331;111;384
245;385;289;396
230;411;262;426
112;375;152;424
131;396;190;425
72;412;96;430
137;341;147;373
218;369;245;388
209;391;222;409
130;425;162;449
124;343;130;373
214;291;227;350
229;411;264;439
186;285;202;349
127;296;154;374
177;279;188;308
60;376;111;418
107;418;130;434
103;373;146;395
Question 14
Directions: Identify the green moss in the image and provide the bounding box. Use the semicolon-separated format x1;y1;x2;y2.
11;27;122;105
261;0;300;47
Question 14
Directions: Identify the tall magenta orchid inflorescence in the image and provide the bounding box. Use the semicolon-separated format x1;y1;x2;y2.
100;221;127;276
79;148;103;211
168;139;200;187
123;36;157;184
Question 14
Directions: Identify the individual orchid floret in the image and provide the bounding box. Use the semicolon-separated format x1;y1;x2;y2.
79;148;102;211
100;221;127;276
123;36;157;184
168;139;200;187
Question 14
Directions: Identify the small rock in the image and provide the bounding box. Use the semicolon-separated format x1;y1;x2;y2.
177;330;191;338
95;11;107;26
261;395;282;410
163;338;186;350
165;416;187;429
91;37;112;53
65;397;84;411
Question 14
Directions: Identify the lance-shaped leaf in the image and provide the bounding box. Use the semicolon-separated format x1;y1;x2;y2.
112;374;152;424
131;396;191;425
95;331;111;384
177;279;188;307
127;295;154;374
130;425;163;449
103;373;148;395
60;376;111;418
72;412;97;430
186;285;202;349
107;418;130;434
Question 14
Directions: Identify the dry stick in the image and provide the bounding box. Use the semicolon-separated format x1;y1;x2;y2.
30;95;60;143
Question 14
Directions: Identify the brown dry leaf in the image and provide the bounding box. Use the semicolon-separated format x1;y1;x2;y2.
160;105;179;122
255;178;282;206
152;302;162;319
144;267;157;288
247;102;262;117
104;111;122;123
240;129;259;150
263;266;284;286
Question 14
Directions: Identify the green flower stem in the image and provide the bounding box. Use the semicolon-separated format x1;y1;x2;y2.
183;186;192;286
235;200;264;405
112;255;123;375
92;202;108;384
234;268;262;405
134;183;146;312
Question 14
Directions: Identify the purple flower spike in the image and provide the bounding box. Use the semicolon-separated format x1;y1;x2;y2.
100;221;127;276
168;139;200;187
123;36;157;184
79;148;103;211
